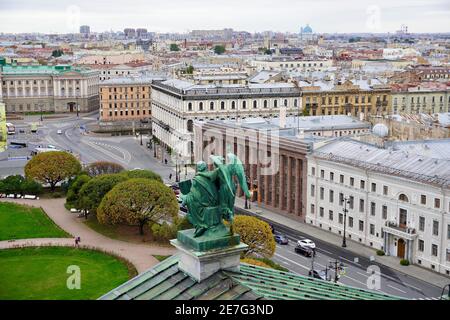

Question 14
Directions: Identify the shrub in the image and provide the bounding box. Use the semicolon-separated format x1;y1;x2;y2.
151;216;192;242
241;258;272;269
120;169;162;182
20;179;43;195
66;174;91;208
400;259;410;266
85;161;125;177
376;250;385;256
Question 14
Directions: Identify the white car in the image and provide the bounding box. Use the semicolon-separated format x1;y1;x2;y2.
297;239;316;249
57;130;63;134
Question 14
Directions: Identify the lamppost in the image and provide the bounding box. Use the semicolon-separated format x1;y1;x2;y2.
342;196;350;248
244;173;251;209
175;154;180;182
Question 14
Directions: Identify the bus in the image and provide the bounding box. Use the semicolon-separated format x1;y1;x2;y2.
6;123;15;135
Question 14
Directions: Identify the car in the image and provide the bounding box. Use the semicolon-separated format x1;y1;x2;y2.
57;130;62;134
308;269;330;281
294;245;313;257
274;234;289;245
297;238;316;249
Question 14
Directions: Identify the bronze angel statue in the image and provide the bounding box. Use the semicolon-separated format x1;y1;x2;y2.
179;153;251;238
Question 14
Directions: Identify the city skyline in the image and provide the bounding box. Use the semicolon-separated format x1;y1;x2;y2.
0;0;449;34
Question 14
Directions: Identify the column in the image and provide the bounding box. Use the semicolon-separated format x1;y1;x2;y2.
294;158;300;215
264;167;269;206
14;81;18;97
271;155;277;208
257;149;262;205
65;79;69;98
287;156;292;213
279;154;285;210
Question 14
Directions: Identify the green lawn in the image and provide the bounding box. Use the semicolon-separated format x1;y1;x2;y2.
0;247;136;300
0;202;70;240
153;255;170;262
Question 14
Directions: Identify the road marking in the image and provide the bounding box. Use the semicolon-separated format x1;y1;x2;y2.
274;253;310;271
387;285;407;294
403;283;422;292
342;275;368;287
339;256;362;266
357;271;369;278
281;261;290;266
317;248;333;255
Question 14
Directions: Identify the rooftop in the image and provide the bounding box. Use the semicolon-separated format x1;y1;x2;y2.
313;139;450;187
100;255;400;300
1;64;96;75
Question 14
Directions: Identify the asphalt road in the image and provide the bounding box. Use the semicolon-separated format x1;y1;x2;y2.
235;206;444;300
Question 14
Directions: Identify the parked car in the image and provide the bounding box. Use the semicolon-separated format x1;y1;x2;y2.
308;269;330;281
297;238;316;249
294;245;313;257
57;130;63;135
274;234;289;245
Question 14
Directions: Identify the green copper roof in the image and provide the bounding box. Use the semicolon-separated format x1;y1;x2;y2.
1;64;96;75
99;255;402;301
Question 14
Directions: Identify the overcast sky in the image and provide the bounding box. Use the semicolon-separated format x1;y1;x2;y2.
0;0;449;34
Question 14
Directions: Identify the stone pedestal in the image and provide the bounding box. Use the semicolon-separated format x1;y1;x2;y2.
170;238;248;283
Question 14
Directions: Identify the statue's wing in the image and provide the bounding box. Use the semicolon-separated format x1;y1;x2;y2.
227;153;251;197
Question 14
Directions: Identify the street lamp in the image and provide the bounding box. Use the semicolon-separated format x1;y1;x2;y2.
175;154;180;182
342;196;350;248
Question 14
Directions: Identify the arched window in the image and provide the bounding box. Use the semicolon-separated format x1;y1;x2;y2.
188;102;192;111
231;101;236;109
220;101;225;110
274;99;278;108
187;120;193;132
253;100;257;109
263;100;268;108
199;102;203;111
210;102;214;110
398;194;409;202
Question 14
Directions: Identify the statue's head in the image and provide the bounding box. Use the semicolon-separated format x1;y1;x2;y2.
196;161;207;172
210;155;224;168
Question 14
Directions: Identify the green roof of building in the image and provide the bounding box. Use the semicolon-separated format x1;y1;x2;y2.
1;64;96;75
99;255;402;300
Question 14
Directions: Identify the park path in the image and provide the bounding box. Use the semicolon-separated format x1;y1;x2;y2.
0;198;176;273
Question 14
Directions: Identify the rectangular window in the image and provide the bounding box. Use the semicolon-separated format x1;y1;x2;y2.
311;167;315;175
349;196;354;209
329;190;334;203
319;207;324;217
310;204;315;214
329;210;333;221
433;220;439;236
435;198;441;209
340;174;344;184
320;170;325;178
421;195;427;205
382;205;387;219
320;187;324;200
418;240;424;252
432;244;438;257
360;180;365;189
359;199;364;213
383;185;388;195
419;217;425;232
339;193;344;206
370;202;376;216
370;224;375;235
447;249;450;262
310;184;315;197
348;217;354;228
448;224;450;239
339;213;343;224
371;183;376;192
330;172;334;181
350;177;354;186
359;220;364;232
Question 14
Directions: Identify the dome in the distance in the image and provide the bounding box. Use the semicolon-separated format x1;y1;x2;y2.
302;24;313;33
372;123;389;137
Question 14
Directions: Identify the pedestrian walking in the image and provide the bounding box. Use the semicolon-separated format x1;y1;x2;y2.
169;173;172;180
165;158;168;165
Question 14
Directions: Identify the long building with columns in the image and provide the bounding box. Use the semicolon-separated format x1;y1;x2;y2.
0;64;99;113
151;79;302;159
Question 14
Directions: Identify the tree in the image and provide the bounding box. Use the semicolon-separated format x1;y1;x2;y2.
120;169;162;183
77;174;127;218
151;216;192;242
214;45;226;55
0;175;25;195
170;43;180;51
85;161;124;177
264;48;272;55
97;179;179;235
185;65;194;74
20;179;43;195
232;215;276;258
51;49;63;57
25;151;81;191
66;174;91;208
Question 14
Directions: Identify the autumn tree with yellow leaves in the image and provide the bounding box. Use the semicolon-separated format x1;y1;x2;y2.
25;151;81;191
233;215;276;259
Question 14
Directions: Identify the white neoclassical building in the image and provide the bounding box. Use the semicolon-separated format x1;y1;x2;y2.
306;138;450;276
151;79;301;159
0;64;99;113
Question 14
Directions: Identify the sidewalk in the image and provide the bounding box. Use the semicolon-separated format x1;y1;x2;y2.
234;197;450;289
1;198;176;273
